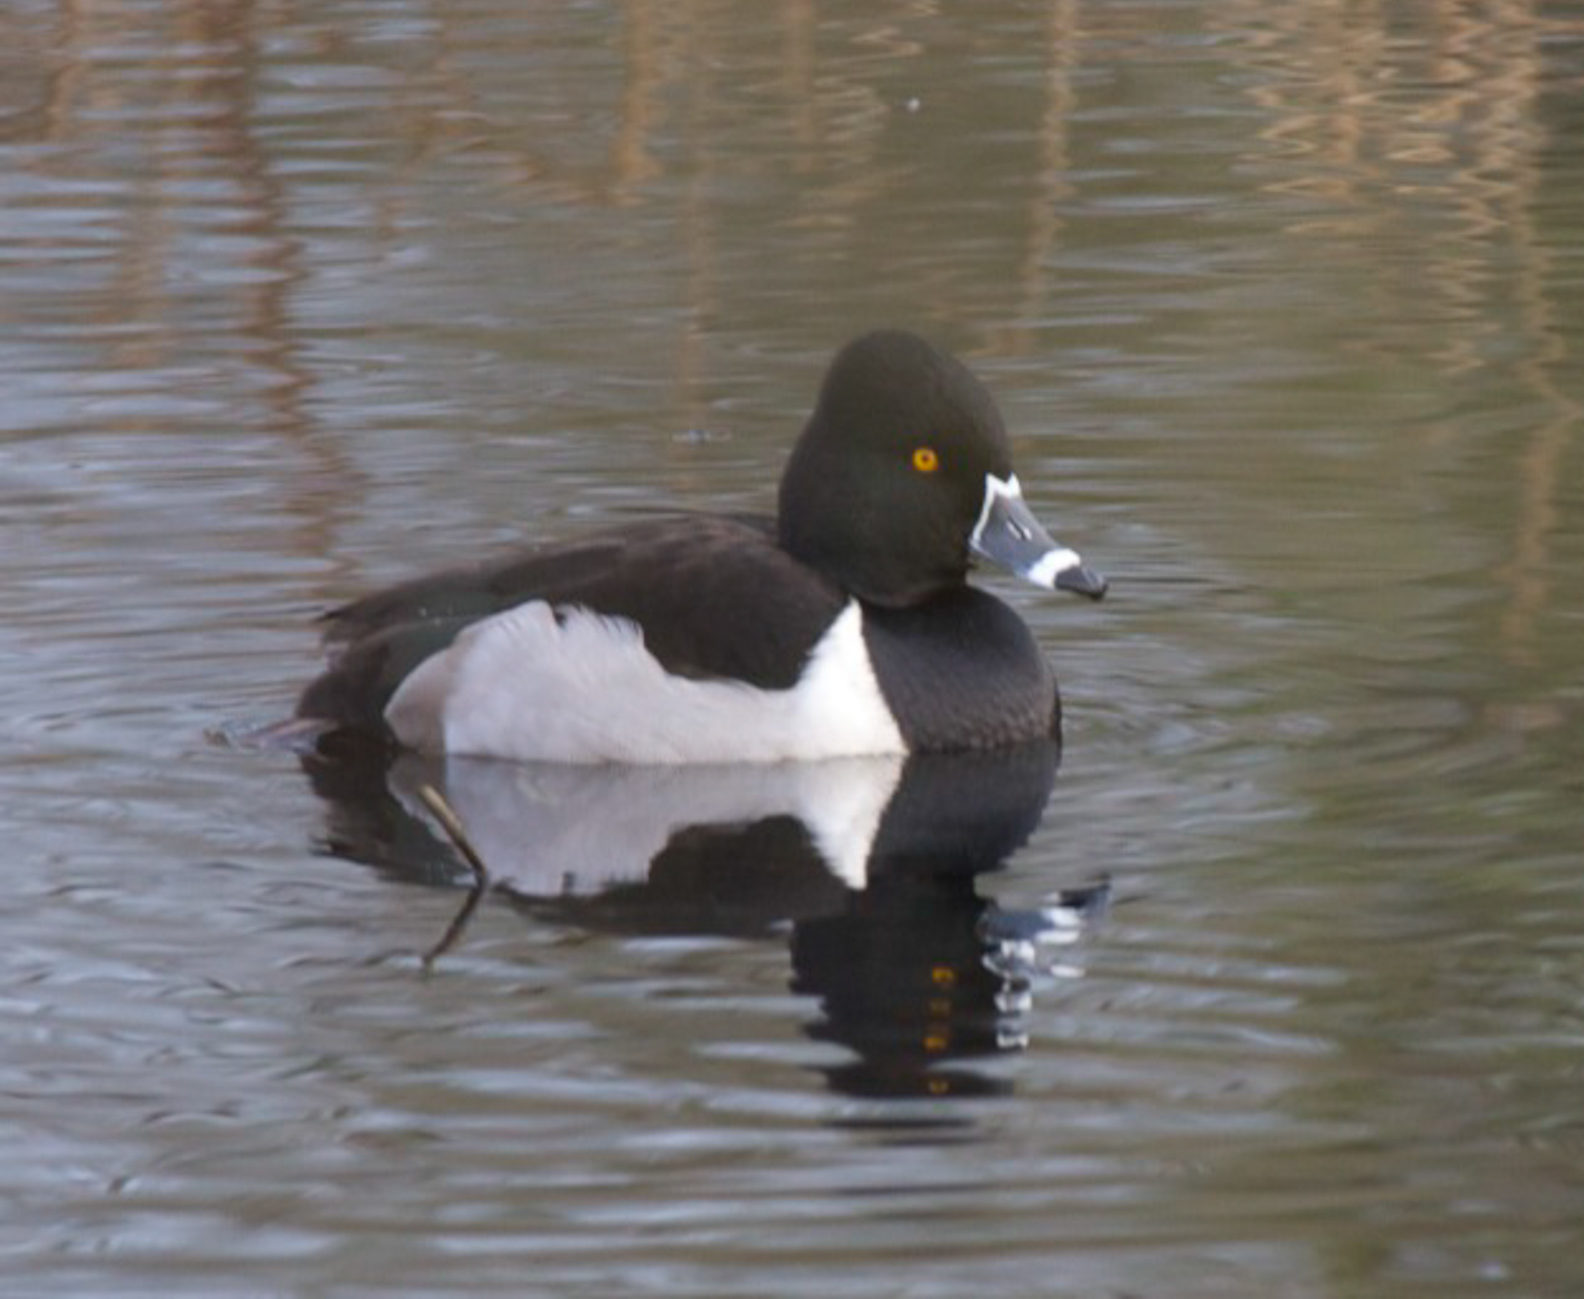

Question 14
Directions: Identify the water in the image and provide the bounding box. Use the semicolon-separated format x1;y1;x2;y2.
4;2;1583;1295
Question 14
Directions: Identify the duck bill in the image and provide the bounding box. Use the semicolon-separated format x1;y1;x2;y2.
970;473;1108;599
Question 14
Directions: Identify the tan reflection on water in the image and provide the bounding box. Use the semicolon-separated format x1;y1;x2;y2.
5;0;1576;665
7;0;1577;613
1209;0;1578;662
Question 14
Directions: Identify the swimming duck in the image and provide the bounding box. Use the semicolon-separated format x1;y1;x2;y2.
297;330;1106;763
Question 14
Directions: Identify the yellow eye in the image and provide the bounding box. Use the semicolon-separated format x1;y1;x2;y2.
912;446;940;473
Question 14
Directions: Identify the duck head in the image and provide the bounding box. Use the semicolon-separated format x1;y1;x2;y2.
777;330;1107;608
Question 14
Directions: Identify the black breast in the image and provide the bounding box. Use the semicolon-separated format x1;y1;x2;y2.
861;588;1059;752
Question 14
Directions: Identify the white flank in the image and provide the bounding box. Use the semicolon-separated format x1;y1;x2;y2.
384;599;906;765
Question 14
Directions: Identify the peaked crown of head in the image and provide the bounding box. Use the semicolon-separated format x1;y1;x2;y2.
777;331;1016;606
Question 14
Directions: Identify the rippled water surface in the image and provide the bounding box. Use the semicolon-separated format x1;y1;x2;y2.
4;3;1583;1296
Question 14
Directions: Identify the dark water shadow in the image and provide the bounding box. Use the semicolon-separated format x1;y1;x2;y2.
301;739;1106;1102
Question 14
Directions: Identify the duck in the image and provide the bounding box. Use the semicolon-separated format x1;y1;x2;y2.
296;330;1106;764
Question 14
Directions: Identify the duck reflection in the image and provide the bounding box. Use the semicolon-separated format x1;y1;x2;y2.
302;739;1105;1100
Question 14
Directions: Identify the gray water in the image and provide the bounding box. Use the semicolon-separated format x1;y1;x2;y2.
3;2;1582;1296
